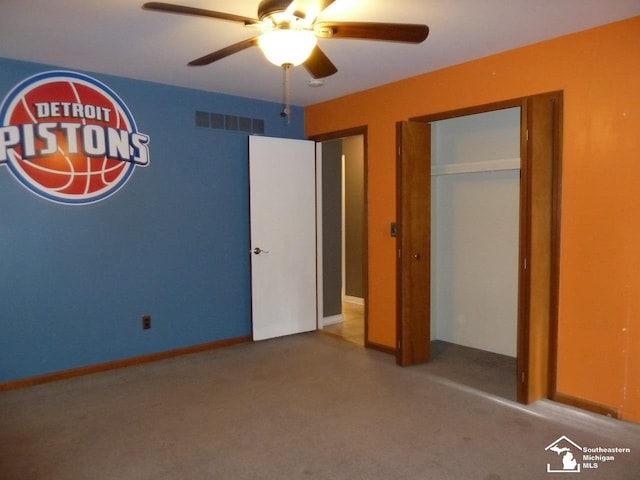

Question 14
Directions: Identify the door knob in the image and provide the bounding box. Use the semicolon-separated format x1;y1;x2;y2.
252;247;269;255
413;253;421;260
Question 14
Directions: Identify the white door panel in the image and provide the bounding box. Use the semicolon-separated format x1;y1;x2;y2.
249;136;317;341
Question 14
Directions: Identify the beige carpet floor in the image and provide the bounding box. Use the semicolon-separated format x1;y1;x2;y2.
1;332;639;479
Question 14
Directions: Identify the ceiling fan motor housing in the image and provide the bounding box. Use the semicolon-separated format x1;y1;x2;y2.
258;0;304;22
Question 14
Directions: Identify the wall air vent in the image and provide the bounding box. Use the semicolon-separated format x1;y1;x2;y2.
196;111;264;135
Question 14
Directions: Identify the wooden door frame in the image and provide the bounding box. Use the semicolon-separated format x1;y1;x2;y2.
402;91;562;404
310;127;371;348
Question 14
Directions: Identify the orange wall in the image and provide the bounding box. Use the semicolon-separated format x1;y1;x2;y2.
305;16;640;423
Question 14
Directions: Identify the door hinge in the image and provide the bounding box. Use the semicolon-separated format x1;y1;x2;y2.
526;129;529;141
524;257;528;270
521;371;525;383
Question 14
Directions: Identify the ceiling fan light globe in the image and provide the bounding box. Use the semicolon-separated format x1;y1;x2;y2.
258;29;317;67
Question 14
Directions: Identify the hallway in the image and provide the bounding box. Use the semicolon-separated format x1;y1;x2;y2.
321;301;364;346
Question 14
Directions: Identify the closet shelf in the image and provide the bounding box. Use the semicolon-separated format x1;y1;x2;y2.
431;157;520;176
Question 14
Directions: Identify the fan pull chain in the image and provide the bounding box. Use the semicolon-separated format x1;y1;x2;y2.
281;63;292;124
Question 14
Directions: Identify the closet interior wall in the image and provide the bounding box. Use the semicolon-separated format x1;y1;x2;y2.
431;108;521;357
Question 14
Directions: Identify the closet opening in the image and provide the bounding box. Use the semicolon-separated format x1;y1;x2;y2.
397;92;562;404
429;107;521;401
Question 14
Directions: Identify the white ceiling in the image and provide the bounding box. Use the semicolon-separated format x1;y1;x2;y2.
1;0;639;106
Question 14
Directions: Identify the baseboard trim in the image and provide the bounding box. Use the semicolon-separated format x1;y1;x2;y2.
366;340;396;356
0;335;252;392
322;314;344;327
553;392;619;419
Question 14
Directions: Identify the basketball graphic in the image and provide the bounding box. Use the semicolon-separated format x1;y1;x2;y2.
0;71;150;204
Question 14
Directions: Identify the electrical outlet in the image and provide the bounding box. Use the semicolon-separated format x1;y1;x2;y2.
142;314;151;330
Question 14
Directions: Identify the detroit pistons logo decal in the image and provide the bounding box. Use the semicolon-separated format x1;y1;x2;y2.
0;71;150;204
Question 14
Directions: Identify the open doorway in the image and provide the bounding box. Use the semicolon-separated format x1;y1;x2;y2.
316;132;366;346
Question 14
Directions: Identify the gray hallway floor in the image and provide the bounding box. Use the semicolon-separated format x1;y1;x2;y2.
1;332;638;479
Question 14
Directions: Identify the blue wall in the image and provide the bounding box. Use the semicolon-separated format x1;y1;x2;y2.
0;58;306;382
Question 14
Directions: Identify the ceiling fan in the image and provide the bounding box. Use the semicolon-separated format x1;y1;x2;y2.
142;0;430;79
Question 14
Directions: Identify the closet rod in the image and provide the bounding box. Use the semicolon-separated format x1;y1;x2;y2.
431;157;520;176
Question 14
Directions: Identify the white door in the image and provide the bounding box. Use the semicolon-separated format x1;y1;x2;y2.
249;136;317;341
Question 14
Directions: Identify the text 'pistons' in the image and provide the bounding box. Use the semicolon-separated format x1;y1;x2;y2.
0;122;149;165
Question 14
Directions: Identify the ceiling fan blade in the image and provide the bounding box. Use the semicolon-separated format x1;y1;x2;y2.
143;2;259;25
303;45;338;78
315;22;429;43
188;37;259;66
287;0;336;23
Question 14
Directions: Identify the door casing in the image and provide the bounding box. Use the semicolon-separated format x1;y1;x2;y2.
398;92;563;404
311;127;371;348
